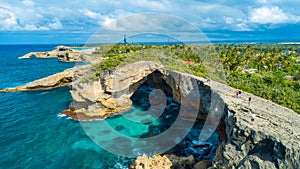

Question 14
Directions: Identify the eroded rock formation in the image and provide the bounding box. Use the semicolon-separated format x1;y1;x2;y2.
63;61;165;120
0;65;90;92
133;154;173;169
18;46;92;62
132;154;210;169
131;68;300;168
1;60;299;168
61;61;299;168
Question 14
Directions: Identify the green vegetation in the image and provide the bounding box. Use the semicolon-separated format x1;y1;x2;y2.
217;44;300;113
90;44;209;77
84;43;300;113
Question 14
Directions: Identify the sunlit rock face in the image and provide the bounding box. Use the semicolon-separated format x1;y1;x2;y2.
65;61;165;120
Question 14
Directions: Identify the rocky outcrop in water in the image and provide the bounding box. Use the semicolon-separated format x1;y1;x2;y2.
132;154;210;169
18;46;91;62
19;52;57;59
133;154;173;169
0;65;90;92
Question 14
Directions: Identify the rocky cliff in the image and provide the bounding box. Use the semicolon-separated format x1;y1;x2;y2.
1;60;299;168
61;61;299;168
125;64;300;169
63;61;165;120
207;79;300;168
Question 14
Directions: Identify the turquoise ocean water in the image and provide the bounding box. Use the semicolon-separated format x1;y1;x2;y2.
0;45;218;169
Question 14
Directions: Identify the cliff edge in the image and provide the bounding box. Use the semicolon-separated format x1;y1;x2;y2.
63;61;300;168
125;63;300;168
1;61;299;168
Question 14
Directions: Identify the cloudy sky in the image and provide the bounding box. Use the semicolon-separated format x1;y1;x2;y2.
0;0;300;44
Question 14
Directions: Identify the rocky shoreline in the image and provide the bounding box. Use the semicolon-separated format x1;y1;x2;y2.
1;56;299;168
0;65;90;93
18;46;94;62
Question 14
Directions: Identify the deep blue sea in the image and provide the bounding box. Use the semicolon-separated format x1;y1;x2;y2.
0;45;218;169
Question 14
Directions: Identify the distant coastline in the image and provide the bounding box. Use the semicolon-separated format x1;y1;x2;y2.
278;42;300;45
1;39;300;46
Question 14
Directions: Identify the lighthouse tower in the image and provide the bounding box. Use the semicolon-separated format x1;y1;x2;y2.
123;34;127;45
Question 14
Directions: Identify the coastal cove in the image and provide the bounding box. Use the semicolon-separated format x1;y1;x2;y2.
0;45;132;168
1;44;300;169
0;45;219;168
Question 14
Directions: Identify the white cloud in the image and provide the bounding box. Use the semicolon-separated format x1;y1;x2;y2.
126;0;169;11
0;4;64;31
256;0;269;3
22;0;35;7
0;0;300;33
79;9;102;19
0;7;18;30
249;6;300;24
235;23;251;31
79;8;136;29
222;17;252;31
224;17;234;24
49;18;63;29
255;0;282;4
88;13;208;44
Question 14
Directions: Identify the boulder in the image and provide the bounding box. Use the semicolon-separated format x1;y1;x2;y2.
194;160;211;169
134;154;172;169
166;154;196;168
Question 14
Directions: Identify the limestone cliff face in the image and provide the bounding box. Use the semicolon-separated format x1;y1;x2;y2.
131;69;300;168
1;60;299;168
64;61;299;168
207;80;300;168
63;61;165;120
88;62;297;169
157;71;300;168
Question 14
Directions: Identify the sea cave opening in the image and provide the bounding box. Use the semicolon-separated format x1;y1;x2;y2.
127;70;219;162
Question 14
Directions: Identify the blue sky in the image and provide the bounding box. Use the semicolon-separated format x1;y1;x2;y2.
0;0;300;44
